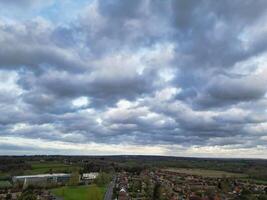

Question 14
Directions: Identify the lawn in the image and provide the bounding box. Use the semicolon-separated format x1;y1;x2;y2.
164;168;248;178
51;185;106;200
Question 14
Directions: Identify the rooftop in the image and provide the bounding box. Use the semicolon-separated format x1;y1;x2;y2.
13;173;70;179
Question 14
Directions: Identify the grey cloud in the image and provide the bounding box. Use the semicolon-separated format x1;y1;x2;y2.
17;65;157;110
191;69;267;108
0;20;87;72
171;0;267;68
0;143;38;152
207;73;267;101
79;0;172;55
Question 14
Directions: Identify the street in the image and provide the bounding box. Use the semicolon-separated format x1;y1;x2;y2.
104;176;116;200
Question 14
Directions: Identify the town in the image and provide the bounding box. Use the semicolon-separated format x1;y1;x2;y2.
0;156;267;200
113;169;267;200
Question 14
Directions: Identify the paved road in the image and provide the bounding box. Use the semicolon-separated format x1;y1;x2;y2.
104;176;116;200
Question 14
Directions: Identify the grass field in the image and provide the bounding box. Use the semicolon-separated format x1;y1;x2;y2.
25;162;79;175
52;185;106;200
0;161;79;180
165;168;248;178
0;172;8;178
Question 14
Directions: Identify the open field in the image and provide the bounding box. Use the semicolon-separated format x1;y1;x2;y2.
51;185;106;200
164;168;248;178
24;162;79;175
0;172;8;178
0;161;79;178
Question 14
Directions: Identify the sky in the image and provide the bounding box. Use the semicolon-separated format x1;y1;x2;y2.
0;0;267;158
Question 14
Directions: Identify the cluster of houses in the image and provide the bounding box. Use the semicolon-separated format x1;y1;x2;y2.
153;169;267;200
112;169;267;200
0;190;56;200
114;172;130;200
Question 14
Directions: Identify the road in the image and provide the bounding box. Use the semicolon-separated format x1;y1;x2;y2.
104;176;116;200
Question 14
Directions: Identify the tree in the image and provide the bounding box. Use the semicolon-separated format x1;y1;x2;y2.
94;172;111;186
69;171;80;186
18;188;37;200
5;194;11;200
87;185;102;200
259;195;267;200
144;179;153;199
153;182;162;200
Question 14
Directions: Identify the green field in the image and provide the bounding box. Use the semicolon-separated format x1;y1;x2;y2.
52;185;106;200
165;168;247;178
0;162;79;178
0;172;8;178
25;162;79;175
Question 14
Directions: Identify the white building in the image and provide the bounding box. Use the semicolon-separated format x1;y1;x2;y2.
13;173;71;184
82;172;99;180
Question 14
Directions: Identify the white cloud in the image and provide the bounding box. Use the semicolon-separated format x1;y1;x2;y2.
72;96;90;108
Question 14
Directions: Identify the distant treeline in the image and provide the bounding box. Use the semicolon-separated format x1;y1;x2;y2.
0;157;31;177
1;155;267;181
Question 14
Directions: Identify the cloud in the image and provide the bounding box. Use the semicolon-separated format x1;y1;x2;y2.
0;18;88;72
191;68;267;108
0;0;41;6
0;0;267;157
